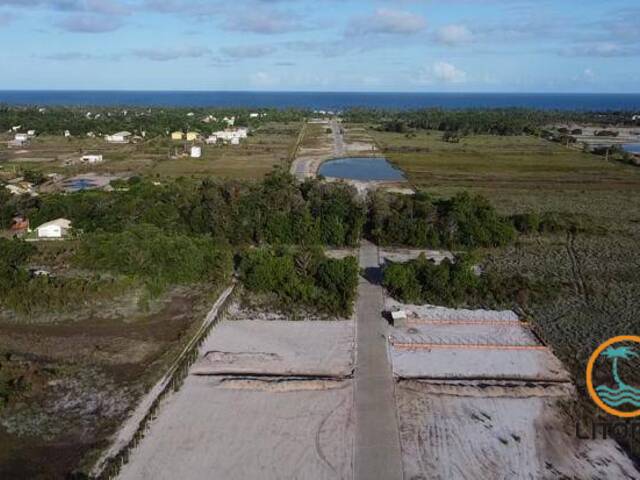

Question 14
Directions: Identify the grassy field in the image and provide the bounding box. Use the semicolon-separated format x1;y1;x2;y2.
370;126;640;444
1;122;302;181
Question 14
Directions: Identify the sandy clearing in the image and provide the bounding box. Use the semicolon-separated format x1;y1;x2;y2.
385;298;520;323
391;346;570;382
118;376;354;480
192;319;354;377
389;323;539;347
379;248;454;265
396;381;639;480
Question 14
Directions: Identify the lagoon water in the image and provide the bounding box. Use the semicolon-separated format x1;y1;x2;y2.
623;144;640;154
2;91;640;110
319;157;405;181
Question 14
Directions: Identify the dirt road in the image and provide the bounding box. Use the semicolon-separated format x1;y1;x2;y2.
353;242;402;479
291;118;344;180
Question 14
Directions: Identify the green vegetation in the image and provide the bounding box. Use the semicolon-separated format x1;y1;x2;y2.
239;247;359;317
345;108;628;136
382;253;557;309
369;190;515;248
0;106;307;138
2;170;365;248
75;224;232;296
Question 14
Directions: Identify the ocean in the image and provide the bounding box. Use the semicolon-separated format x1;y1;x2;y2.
1;91;640;111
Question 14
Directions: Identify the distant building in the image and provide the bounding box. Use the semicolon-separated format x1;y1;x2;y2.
190;146;202;158
35;218;72;239
27;130;36;137
64;130;71;137
81;154;104;164
5;183;35;196
249;113;260;118
171;131;184;140
186;132;200;141
105;131;131;143
205;135;218;145
14;133;29;142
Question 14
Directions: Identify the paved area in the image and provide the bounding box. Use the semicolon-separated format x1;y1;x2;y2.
354;242;402;480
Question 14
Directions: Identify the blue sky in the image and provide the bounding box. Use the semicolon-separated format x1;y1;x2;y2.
0;0;639;92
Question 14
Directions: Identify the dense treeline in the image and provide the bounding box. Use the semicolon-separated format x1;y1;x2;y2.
75;224;233;296
383;253;558;309
369;191;516;248
344;108;633;136
1;170;366;247
0;106;307;138
239;247;359;317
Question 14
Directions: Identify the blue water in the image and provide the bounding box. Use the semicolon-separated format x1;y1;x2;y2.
319;157;405;181
623;144;640;154
596;385;640;408
64;179;98;192
1;91;640;111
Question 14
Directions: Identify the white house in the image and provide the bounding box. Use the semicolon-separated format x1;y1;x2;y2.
27;130;36;137
35;218;72;239
249;113;260;118
205;135;218;145
190;146;202;158
230;137;240;145
64;130;71;137
81;154;104;164
105;131;132;143
14;133;29;142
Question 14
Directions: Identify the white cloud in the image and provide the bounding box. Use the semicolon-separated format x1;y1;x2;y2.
435;24;473;46
132;46;211;61
418;61;467;84
346;8;426;36
433;61;466;83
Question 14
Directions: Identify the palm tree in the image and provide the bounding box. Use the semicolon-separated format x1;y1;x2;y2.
601;346;637;388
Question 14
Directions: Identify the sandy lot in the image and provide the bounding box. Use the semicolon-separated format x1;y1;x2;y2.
192;319;354;377
379;248;454;265
396;381;639;480
117;309;356;480
119;376;354;480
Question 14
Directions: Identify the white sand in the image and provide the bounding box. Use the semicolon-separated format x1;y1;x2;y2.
385;298;520;323
192;320;354;377
379;249;454;265
396;381;639;480
391;347;571;381
389;323;539;347
118;377;354;480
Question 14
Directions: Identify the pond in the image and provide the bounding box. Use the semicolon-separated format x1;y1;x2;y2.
64;178;99;192
623;144;640;154
318;157;406;181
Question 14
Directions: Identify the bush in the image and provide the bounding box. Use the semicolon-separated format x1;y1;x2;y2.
75;224;232;295
383;253;481;306
239;247;358;316
369;191;516;248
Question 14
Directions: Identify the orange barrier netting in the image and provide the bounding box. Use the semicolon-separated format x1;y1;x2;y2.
404;319;530;327
391;342;548;351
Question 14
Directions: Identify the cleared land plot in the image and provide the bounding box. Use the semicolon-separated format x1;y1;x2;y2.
119;312;356;480
389;323;539;347
396;381;638;480
379;248;453;265
192;319;354;377
119;376;354;480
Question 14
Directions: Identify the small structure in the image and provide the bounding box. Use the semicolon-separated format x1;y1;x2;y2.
14;133;29;142
35;218;72;239
186;132;200;141
105;131;131;144
190;146;202;158
27;130;36;137
171;131;184;141
205;135;218;145
64;130;71;138
5;182;35;196
249;113;260;118
81;154;104;164
87;132;96;138
390;310;408;325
